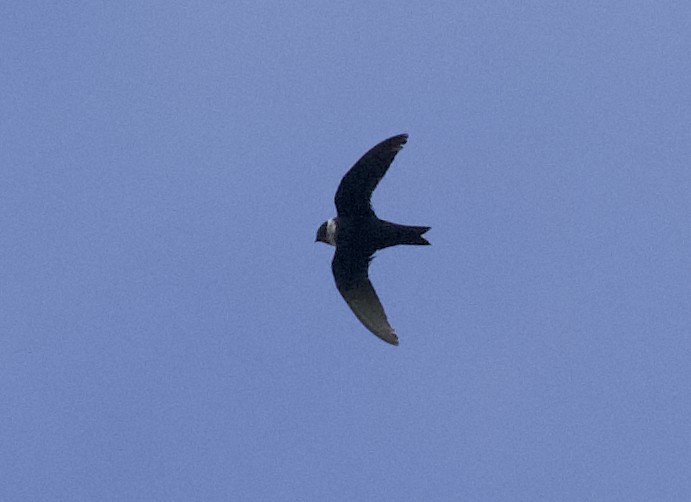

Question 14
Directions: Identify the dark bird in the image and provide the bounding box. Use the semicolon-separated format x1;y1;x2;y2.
315;134;430;345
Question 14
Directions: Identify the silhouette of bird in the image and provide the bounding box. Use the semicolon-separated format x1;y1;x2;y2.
315;134;430;345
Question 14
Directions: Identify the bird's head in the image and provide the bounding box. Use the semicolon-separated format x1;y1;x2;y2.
315;218;337;246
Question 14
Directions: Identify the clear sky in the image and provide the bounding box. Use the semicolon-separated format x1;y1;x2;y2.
2;1;690;500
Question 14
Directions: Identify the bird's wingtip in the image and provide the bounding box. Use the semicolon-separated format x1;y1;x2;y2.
384;330;399;346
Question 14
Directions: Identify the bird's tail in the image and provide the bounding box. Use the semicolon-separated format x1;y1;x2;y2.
401;225;431;245
381;221;431;247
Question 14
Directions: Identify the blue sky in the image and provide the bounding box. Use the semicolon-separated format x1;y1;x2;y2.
2;1;690;500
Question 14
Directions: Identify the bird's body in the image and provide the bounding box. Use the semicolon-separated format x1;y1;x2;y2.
315;134;430;345
321;216;429;253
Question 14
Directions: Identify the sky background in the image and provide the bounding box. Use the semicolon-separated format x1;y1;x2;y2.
2;1;690;500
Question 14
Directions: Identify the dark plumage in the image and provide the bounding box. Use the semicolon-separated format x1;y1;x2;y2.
315;134;430;345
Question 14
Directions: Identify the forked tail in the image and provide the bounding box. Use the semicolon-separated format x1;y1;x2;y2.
400;225;431;245
380;221;431;247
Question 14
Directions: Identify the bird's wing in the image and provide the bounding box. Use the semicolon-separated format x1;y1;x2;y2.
334;134;408;218
331;248;398;345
